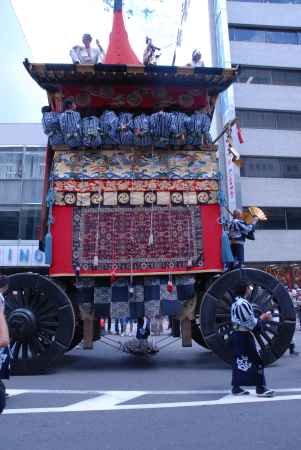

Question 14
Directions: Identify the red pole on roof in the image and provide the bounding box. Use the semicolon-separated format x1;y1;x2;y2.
104;0;141;65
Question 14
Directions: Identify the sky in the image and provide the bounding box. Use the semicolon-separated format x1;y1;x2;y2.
11;0;211;66
3;0;211;123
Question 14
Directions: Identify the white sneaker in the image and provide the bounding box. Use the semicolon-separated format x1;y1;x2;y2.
256;389;274;398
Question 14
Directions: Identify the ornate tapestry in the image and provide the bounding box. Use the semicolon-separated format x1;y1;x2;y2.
73;206;202;272
52;150;218;180
62;84;208;111
53;179;219;193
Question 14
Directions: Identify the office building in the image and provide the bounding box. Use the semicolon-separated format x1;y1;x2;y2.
0;0;46;268
210;0;301;288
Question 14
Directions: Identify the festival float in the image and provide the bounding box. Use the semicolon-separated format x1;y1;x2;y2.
5;0;295;373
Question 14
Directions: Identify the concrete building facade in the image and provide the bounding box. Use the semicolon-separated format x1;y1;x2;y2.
0;1;46;268
210;0;301;288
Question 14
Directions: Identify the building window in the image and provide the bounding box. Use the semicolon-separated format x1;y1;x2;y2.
0;207;41;240
0;211;20;239
0;151;23;179
19;208;41;240
286;208;301;230
237;109;301;131
248;207;301;230
24;150;45;179
241;157;301;179
229;26;301;45
236;66;301;87
229;0;301;4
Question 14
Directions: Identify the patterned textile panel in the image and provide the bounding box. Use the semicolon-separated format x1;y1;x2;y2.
62;84;208;111
54;180;219;192
54;179;219;192
52;150;218;180
55;189;218;206
94;275;196;319
73;206;202;271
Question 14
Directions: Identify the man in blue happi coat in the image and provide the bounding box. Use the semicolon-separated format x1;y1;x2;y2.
231;282;274;397
229;209;258;269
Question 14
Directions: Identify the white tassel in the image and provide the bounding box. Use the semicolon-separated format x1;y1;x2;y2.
148;232;154;246
93;255;98;267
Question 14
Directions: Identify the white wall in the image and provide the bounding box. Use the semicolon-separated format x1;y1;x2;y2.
228;1;301;28
239;129;301;158
0;123;46;146
234;84;301;112
241;178;301;207
230;42;301;68
245;230;301;262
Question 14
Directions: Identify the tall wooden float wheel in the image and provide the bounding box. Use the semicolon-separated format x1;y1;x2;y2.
200;268;296;365
5;273;75;374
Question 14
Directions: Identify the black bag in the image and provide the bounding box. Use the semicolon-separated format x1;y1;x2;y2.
0;347;11;380
245;229;255;240
0;379;5;414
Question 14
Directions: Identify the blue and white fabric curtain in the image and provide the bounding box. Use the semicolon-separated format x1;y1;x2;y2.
82;116;102;148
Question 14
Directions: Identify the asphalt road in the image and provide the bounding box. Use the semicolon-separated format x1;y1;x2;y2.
2;330;301;450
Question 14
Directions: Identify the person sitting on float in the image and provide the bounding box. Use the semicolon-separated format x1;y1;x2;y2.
143;36;161;65
190;49;205;67
70;33;105;64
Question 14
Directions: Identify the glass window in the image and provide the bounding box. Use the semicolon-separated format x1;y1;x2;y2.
251;68;272;84
256;208;286;230
0;181;22;204
276;112;301;130
237;109;301;130
286;208;301;230
241;157;282;177
0;211;19;239
21;180;44;204
237;67;272;84
229;26;300;45
237;109;276;129
281;159;301;178
271;69;301;86
229;0;301;3
0;151;23;179
266;30;298;45
19;208;41;240
229;28;236;41
236;66;301;87
235;28;266;43
24;151;45;179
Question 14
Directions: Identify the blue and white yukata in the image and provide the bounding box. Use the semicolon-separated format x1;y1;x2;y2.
118;113;134;145
42;111;64;146
186;111;212;146
229;219;256;268
231;297;266;389
133;114;152;146
169;112;190;147
99;111;119;145
59;110;82;148
82;116;102;148
149;111;173;147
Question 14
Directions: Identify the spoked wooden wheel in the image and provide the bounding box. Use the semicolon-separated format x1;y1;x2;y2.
200;268;296;365
5;273;75;374
191;318;209;349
